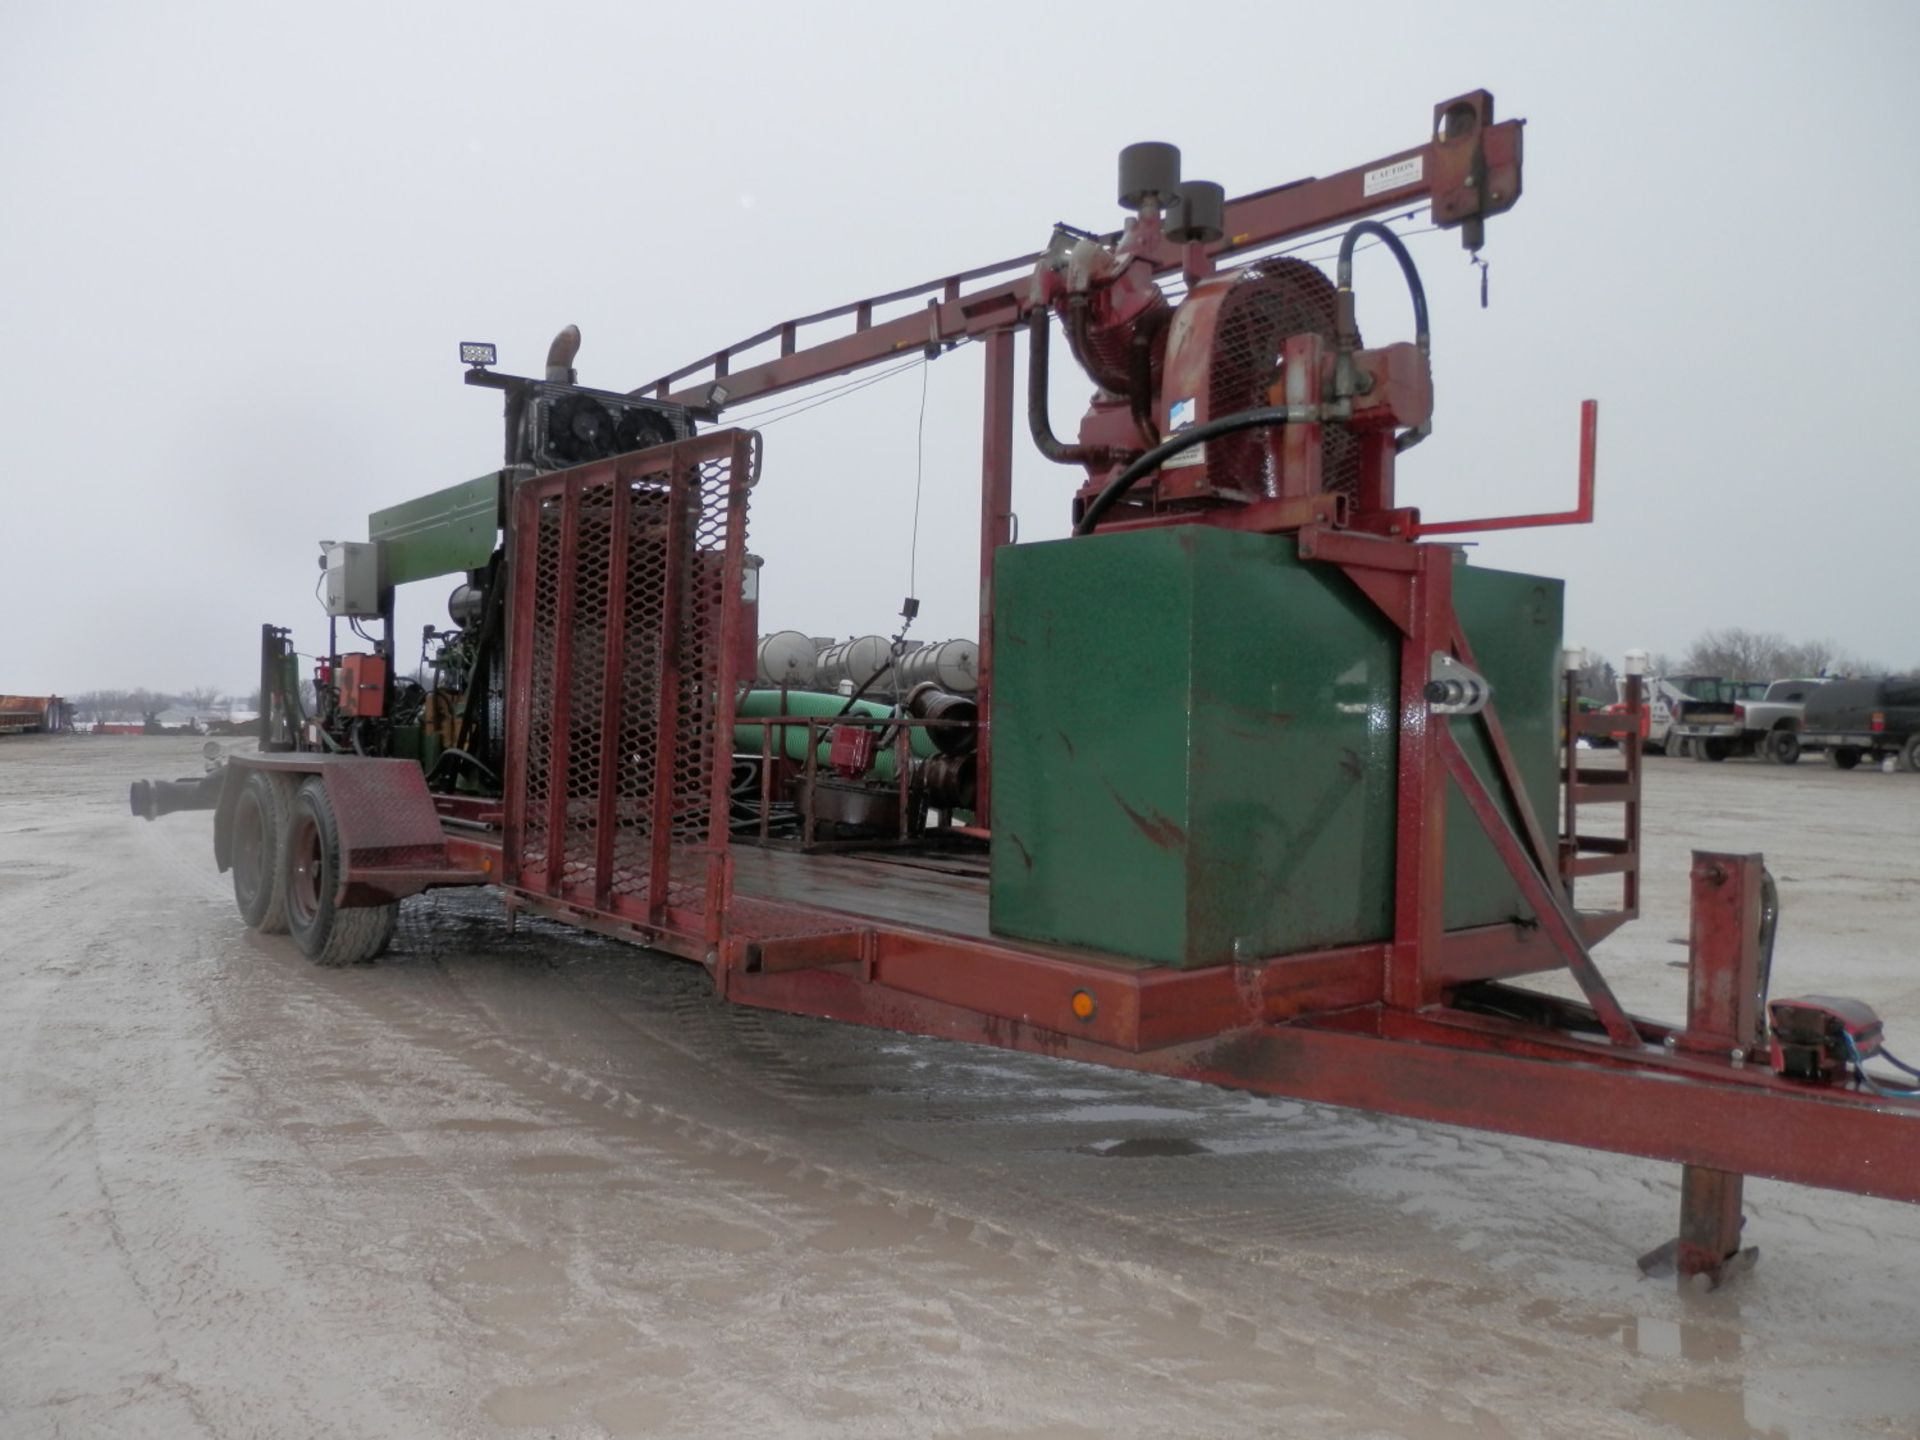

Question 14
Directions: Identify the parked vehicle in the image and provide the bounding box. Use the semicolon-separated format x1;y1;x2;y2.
1615;674;1766;756
1670;678;1830;764
1799;679;1920;771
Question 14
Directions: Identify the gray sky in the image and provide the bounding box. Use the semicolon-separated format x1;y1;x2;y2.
4;1;1916;695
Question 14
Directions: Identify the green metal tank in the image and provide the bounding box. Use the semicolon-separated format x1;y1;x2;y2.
988;526;1562;969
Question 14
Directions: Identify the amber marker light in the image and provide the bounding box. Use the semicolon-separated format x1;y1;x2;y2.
1070;990;1096;1021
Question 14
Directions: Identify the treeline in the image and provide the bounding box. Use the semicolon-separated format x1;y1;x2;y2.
1665;628;1893;685
1574;627;1909;702
69;687;259;723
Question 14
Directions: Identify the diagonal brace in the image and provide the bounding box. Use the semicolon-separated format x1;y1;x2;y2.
1438;727;1640;1047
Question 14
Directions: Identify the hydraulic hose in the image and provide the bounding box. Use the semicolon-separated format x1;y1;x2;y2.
1335;220;1432;453
1073;406;1299;536
835;653;898;716
1336;221;1430;354
1027;310;1116;468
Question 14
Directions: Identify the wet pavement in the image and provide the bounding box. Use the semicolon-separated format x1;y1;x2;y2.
3;735;1918;1438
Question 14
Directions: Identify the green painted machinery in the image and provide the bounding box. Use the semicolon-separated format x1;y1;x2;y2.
989;526;1562;969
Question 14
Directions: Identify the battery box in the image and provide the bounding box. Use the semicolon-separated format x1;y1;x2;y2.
337;653;387;719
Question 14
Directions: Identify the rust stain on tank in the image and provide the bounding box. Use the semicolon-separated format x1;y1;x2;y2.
1106;783;1186;851
1007;831;1034;872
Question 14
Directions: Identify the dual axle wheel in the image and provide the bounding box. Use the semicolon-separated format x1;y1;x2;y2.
230;772;397;965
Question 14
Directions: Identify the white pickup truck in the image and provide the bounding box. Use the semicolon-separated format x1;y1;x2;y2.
1599;673;1760;755
1669;677;1829;764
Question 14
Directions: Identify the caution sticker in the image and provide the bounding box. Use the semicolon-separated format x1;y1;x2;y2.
1362;156;1423;197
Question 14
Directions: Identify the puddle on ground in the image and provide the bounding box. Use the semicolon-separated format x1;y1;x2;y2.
1627;1315;1744;1364
1080;1137;1211;1158
432;1116;549;1134
593;1389;675;1436
505;1151;616;1175
1628;1321;1919;1439
649;1217;775;1254
1045;1102;1204;1125
1640;1382;1791;1440
483;1379;579;1428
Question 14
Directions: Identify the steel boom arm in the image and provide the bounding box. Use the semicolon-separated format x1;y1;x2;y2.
631;91;1520;415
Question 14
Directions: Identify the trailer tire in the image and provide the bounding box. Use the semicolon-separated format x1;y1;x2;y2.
282;778;399;966
1900;734;1920;774
1693;737;1730;762
232;771;294;932
1827;746;1863;771
1763;729;1800;766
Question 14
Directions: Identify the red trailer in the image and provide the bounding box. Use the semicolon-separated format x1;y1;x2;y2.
134;91;1920;1286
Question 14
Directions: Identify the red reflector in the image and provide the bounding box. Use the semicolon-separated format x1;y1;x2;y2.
1872;711;1886;733
1734;703;1745;721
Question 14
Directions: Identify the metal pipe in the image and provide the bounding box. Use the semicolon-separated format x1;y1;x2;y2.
129;771;225;820
545;324;582;383
1027;311;1114;467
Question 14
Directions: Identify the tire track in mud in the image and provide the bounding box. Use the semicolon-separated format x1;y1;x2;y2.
116;763;1920;1437
295;915;1666;1439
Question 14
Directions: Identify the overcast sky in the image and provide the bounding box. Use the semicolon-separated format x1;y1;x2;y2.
3;1;1916;695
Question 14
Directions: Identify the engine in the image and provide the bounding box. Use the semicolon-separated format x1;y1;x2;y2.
1031;143;1435;532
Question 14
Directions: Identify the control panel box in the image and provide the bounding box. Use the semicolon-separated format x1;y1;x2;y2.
323;541;381;618
336;653;387;719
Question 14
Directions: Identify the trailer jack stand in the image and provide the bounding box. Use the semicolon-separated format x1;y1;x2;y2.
1637;853;1770;1288
1638;1164;1759;1289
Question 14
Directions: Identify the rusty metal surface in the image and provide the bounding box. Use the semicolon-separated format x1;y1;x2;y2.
232;752;481;903
717;954;1920;1205
635;98;1524;415
501;430;756;933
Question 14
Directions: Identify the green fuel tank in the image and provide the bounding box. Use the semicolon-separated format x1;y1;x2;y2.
989;526;1563;969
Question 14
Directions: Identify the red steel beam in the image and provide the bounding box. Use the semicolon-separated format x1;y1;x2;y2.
540;478;583;896
592;471;633;908
1438;727;1640;1046
647;461;694;921
635;106;1524;412
1418;399;1597;536
720;963;1920;1204
499;484;540;888
975;329;1015;827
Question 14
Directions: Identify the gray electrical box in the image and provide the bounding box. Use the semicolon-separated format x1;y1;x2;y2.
322;541;381;618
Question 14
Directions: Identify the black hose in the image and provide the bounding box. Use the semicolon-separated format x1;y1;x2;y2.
1336;221;1430;354
1027;310;1115;468
1073;406;1297;536
835;654;898;716
1335;220;1432;454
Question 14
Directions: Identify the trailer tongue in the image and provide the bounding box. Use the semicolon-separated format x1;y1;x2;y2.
135;91;1920;1287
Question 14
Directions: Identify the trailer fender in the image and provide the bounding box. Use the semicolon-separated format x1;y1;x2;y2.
220;754;484;906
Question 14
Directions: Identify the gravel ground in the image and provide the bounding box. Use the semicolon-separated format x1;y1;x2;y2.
3;735;1917;1440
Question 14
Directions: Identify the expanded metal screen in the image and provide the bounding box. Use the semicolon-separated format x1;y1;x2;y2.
1207;260;1362;498
503;430;757;932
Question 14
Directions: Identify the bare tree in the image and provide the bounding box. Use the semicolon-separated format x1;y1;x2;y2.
1574;655;1618;703
1678;627;1895;681
1681;628;1783;681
